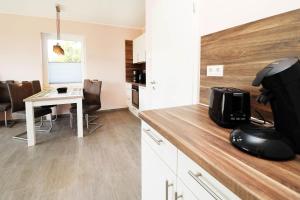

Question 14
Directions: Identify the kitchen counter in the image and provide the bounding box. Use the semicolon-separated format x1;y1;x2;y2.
139;104;300;200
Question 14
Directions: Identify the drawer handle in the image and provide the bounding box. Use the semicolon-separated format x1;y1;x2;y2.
165;180;174;200
143;128;163;145
188;170;223;200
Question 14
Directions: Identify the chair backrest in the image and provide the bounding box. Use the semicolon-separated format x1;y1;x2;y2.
32;80;41;94
84;79;102;107
7;82;33;112
0;80;14;103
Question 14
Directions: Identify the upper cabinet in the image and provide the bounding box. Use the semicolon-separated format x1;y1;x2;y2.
133;33;146;64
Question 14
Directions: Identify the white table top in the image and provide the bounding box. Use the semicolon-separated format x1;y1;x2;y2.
24;88;83;102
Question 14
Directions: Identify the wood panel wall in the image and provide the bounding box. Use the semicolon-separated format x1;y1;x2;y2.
125;40;146;83
125;40;134;82
200;9;300;120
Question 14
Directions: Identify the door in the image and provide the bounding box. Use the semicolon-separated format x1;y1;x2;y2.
142;138;176;200
146;0;200;109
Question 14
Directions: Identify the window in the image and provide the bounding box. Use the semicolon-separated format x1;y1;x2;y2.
42;33;85;85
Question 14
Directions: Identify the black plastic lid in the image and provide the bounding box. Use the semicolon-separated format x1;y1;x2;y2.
252;58;299;86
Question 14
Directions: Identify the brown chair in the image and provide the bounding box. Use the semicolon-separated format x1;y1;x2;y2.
7;82;53;140
70;79;102;133
31;80;58;121
0;80;15;127
32;80;42;94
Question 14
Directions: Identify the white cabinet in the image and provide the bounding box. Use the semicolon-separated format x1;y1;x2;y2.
142;138;176;200
133;33;146;63
127;84;148;116
142;122;177;173
139;86;147;111
142;121;240;200
177;151;240;200
176;179;199;200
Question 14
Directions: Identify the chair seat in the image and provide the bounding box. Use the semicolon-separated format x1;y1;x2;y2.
0;103;11;112
70;104;100;114
11;107;52;119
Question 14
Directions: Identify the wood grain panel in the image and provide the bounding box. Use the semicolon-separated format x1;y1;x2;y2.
200;9;300;120
125;40;146;82
139;105;300;200
125;40;134;82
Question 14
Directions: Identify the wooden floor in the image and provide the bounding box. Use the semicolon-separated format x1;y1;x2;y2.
0;110;141;200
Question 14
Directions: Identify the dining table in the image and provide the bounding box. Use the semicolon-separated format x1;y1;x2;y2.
23;87;83;146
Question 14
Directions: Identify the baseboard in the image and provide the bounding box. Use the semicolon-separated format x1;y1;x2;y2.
99;107;129;113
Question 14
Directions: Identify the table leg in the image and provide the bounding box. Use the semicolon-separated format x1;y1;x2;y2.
77;99;83;138
26;102;35;146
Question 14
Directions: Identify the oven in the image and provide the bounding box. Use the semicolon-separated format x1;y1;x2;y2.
132;85;139;109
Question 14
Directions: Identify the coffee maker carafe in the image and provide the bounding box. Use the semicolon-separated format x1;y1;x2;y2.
252;58;300;153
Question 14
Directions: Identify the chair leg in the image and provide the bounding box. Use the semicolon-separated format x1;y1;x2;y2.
70;113;73;128
86;113;103;134
48;114;53;133
4;111;7;127
36;114;53;133
85;114;89;130
52;113;58;121
4;111;15;128
13;132;27;141
52;107;58;121
35;117;43;128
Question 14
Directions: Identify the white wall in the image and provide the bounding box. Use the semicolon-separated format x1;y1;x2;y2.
199;0;300;35
0;14;142;112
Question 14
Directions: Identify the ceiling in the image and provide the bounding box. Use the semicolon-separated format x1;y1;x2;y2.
0;0;145;29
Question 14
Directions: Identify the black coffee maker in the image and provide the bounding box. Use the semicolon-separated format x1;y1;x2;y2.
231;58;300;160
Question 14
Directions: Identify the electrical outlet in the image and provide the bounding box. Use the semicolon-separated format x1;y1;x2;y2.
207;65;224;77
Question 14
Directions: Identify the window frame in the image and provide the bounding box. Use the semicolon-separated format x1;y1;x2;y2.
41;33;86;88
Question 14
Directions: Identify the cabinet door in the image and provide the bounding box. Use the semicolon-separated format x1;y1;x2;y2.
142;138;176;200
178;151;240;200
176;179;199;200
139;34;146;62
139;86;146;111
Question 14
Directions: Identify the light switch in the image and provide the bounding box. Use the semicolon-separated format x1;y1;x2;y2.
207;65;224;77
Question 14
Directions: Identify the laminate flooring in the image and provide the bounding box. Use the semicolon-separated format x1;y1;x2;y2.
0;109;141;200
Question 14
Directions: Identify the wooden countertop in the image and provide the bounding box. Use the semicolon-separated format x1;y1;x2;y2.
139;104;300;200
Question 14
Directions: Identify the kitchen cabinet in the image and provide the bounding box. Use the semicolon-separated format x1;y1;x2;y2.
142;137;176;200
126;83;148;116
141;121;240;200
145;0;200;109
139;86;147;111
177;151;240;200
133;33;146;64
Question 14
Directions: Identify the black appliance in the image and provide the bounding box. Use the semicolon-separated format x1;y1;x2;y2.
209;87;251;128
231;123;295;160
57;87;68;93
139;70;146;84
230;57;300;160
132;70;139;83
